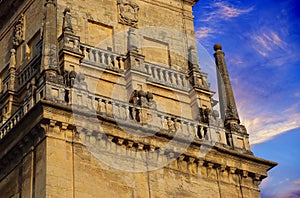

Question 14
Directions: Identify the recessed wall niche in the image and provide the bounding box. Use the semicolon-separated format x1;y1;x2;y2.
141;37;170;67
87;20;113;50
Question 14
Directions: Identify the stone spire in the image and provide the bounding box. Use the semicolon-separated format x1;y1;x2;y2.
41;0;59;73
214;44;240;126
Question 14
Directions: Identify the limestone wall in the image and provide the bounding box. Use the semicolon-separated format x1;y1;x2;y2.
56;0;197;71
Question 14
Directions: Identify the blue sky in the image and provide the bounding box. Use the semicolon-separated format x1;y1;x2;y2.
193;0;300;197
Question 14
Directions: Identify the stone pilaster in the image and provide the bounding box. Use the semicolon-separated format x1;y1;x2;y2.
58;8;83;83
124;28;149;101
188;46;214;121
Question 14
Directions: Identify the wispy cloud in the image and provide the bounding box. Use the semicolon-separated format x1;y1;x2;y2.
195;27;214;39
239;101;300;145
195;1;254;40
200;2;254;22
262;178;300;198
251;30;287;57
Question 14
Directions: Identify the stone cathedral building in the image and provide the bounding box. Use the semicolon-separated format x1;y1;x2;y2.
0;0;276;197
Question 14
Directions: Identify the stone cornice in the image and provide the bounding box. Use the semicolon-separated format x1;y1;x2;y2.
40;100;276;174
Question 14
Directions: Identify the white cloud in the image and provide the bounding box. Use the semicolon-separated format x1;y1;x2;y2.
251;30;287;57
239;103;300;145
200;2;254;22
195;27;214;39
195;1;254;40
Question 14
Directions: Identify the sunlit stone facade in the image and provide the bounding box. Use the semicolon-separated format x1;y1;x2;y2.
0;0;276;197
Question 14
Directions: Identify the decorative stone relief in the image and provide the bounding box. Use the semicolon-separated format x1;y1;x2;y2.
13;14;25;48
117;0;139;27
129;89;156;109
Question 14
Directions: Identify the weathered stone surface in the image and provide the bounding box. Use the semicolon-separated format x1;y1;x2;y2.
0;0;276;197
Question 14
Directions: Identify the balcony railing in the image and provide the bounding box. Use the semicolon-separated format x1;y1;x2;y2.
80;44;125;71
145;62;188;90
93;95;210;140
0;107;24;140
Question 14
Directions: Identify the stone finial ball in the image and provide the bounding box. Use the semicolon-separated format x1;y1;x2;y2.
146;92;153;100
64;8;71;13
137;90;146;98
69;71;77;79
213;44;222;51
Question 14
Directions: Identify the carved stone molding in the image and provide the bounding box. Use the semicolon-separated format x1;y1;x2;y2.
117;0;139;27
13;14;25;48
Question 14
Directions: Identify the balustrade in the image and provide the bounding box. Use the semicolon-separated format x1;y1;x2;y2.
93;96;210;141
18;57;40;88
80;44;125;71
0;108;24;140
145;63;188;90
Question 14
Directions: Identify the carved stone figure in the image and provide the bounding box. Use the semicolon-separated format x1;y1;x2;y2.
117;0;139;27
13;15;25;48
129;89;156;109
63;8;73;33
199;107;211;123
69;70;77;86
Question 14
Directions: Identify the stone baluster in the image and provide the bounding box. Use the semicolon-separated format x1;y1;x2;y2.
157;68;162;80
173;119;178;132
120;57;125;70
176;74;181;86
117;104;122;119
193;124;198;138
178;74;183;87
131;106;136;121
111;102;115;117
145;64;150;74
160;115;165;129
152;67;158;79
161;70;166;82
171;73;176;85
165;71;171;83
186;122;191;136
107;54;112;66
95;50;100;63
104;100;109;115
88;48;93;62
182;75;186;88
94;99;99;112
89;49;94;62
100;51;105;64
113;55;118;68
125;105;130;120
